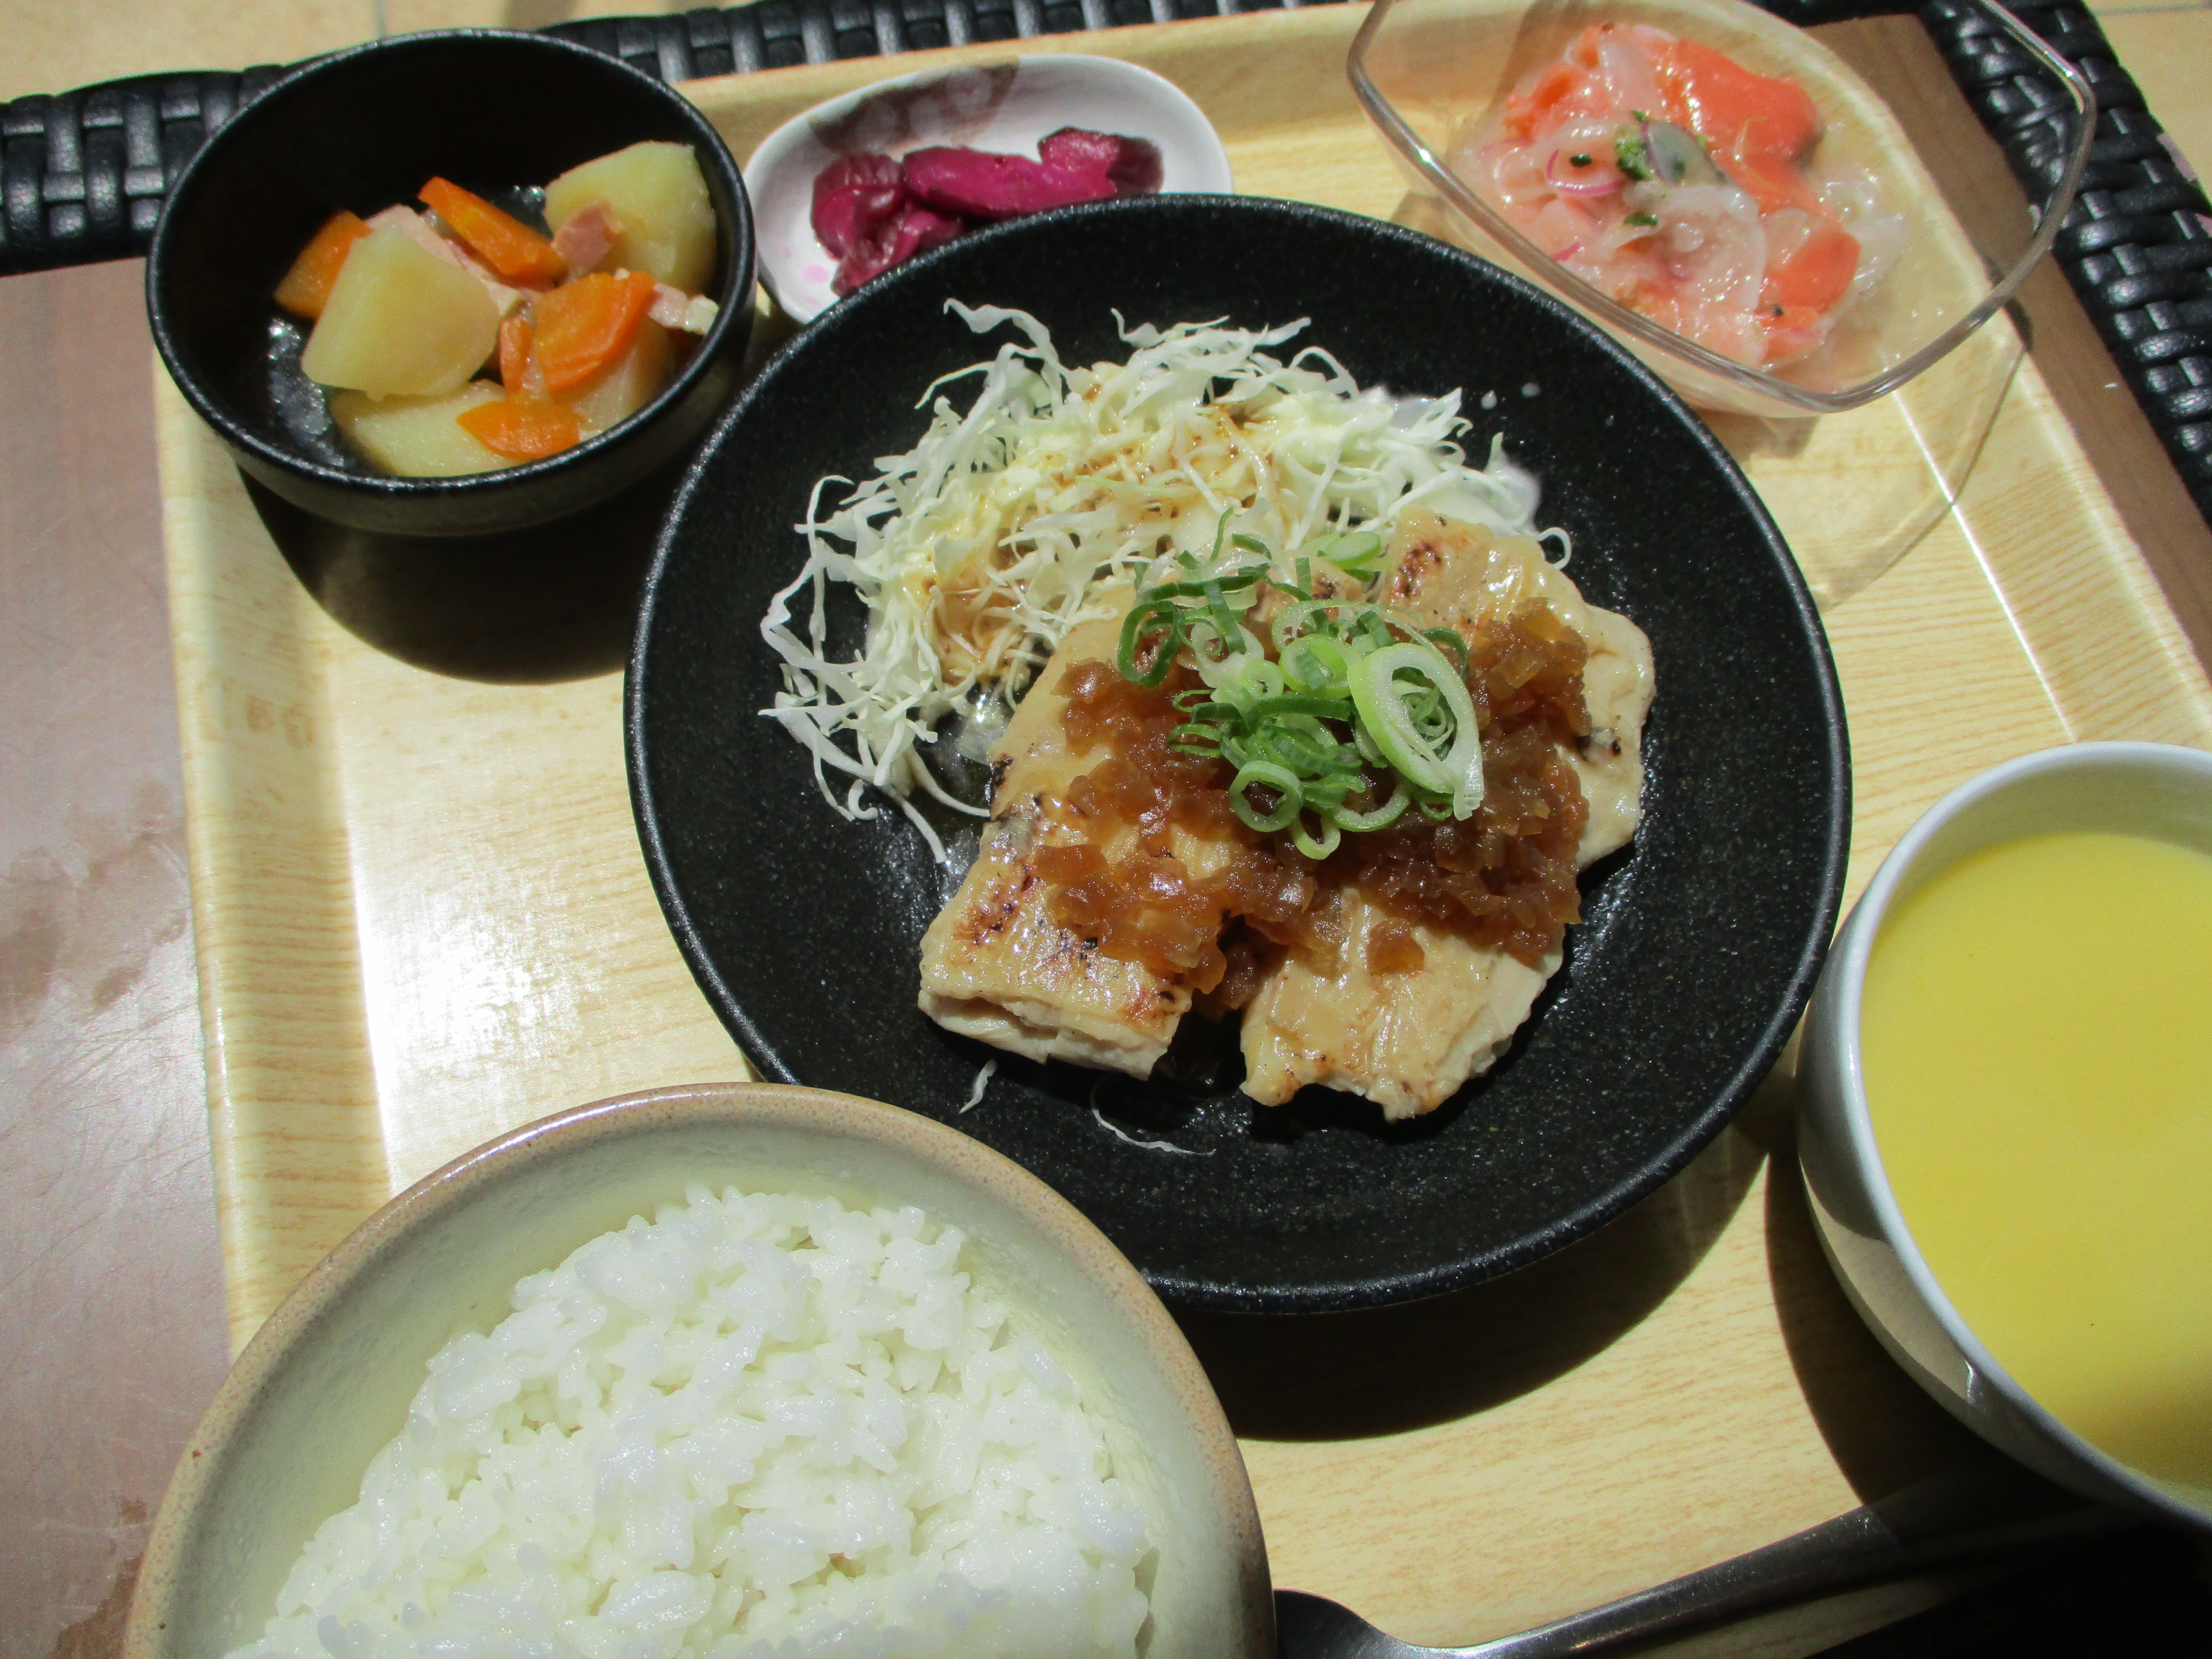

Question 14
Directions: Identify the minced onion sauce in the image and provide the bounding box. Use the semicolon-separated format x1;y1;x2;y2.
1038;589;1595;1004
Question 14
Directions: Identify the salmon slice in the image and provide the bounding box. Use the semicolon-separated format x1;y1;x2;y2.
1504;50;1610;142
1238;514;1654;1117
1653;39;1826;215
1763;216;1860;314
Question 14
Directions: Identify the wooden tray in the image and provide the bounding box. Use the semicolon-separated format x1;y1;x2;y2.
157;6;2212;1648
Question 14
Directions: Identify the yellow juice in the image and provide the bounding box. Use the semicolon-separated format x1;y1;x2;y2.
1861;830;2212;1494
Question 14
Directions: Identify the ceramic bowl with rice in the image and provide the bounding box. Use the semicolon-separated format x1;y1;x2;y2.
122;1084;1270;1658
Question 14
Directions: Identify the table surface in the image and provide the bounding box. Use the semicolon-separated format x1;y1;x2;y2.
6;4;2212;1656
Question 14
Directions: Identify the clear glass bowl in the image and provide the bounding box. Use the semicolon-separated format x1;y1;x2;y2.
1348;0;2094;416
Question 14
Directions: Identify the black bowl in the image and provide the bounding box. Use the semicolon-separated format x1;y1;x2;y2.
629;195;1850;1312
147;30;755;539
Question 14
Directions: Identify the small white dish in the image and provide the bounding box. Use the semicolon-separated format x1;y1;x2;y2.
744;54;1233;322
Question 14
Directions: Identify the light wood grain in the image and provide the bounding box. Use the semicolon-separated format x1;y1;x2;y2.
158;5;2212;1648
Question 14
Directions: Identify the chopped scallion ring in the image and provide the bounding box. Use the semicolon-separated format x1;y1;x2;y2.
1291;814;1342;860
1324;782;1410;833
1229;759;1303;833
1116;524;1487;855
1346;641;1485;817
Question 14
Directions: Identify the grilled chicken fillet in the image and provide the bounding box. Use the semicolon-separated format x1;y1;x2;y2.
1237;513;1654;1117
918;520;1652;1116
919;613;1252;1075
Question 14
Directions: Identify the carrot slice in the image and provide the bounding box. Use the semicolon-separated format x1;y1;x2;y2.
273;210;371;319
530;270;659;393
419;177;567;286
498;316;533;395
456;396;583;460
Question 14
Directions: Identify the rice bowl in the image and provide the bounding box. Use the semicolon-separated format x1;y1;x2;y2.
227;1188;1153;1657
124;1084;1270;1659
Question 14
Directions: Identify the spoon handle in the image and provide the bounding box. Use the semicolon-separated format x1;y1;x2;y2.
1452;1455;2134;1659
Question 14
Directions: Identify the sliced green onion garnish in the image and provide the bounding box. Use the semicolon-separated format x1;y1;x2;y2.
1347;641;1485;818
1422;627;1470;679
1280;633;1351;695
1117;598;1181;685
1324;783;1410;833
1229;760;1302;833
1313;529;1384;572
1142;564;1268;603
1113;525;1486;854
1246;693;1355;723
1291;814;1342;860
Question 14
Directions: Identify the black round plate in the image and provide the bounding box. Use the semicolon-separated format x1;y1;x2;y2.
628;196;1848;1313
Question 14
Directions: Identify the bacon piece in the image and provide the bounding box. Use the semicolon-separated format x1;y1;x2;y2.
647;283;720;334
552;200;623;277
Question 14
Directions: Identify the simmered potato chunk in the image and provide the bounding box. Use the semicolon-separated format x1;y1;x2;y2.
330;383;507;476
545;142;716;293
559;317;672;434
302;228;499;397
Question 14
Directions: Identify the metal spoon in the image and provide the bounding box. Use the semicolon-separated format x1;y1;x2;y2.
1273;1453;2135;1658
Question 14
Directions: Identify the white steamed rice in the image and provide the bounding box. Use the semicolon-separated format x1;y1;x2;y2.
228;1185;1153;1659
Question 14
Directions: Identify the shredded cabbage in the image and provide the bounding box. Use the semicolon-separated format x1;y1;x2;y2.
759;303;1559;858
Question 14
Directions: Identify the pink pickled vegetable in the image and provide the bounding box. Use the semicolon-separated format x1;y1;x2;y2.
1038;127;1164;195
834;202;965;295
901;147;1116;221
811;154;906;258
808;129;1165;297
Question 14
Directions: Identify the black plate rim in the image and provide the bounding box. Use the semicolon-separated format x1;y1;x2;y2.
627;194;1852;1311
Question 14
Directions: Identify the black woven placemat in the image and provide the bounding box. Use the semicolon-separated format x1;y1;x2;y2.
1924;0;2212;520
0;0;1337;273
5;0;2208;523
